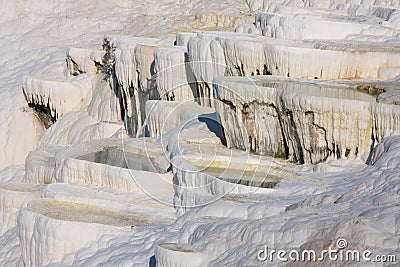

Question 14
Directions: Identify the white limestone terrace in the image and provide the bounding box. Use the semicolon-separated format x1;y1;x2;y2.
306;0;400;11
42;183;176;224
249;1;400;42
270;3;400;26
8;20;400;267
59;136;400;266
213;75;400;164
23;47;120;137
255;11;397;40
22;74;96;122
171;150;296;216
0;0;250;168
0;183;42;236
144;100;214;137
175;32;199;47
144;107;304;216
66;47;105;76
170;136;400;266
156;243;207;267
1;1;400;267
24;27;400;137
52;136;400;266
35;73;123;149
24;149;57;184
18;198;148;267
50;138;173;200
245;0;400;13
18;96;309;264
154;46;198;102
106;36;170;137
186;30;400;106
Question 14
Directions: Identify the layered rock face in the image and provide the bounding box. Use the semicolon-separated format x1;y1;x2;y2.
1;0;400;266
214;76;400;163
23;74;95;121
105;37;165;136
154;47;198;102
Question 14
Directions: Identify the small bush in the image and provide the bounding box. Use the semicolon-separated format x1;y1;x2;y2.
102;37;116;79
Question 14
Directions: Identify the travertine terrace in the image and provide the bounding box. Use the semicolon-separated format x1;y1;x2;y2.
0;0;399;266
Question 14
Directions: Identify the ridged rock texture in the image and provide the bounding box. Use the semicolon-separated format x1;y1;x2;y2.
0;0;400;266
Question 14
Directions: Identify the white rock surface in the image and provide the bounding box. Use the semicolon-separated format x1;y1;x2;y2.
1;1;400;266
85;74;122;123
24;150;55;184
18;199;136;267
154;47;197;101
235;23;261;34
0;0;249;167
186;31;400;110
0;165;26;183
38;110;122;148
156;243;207;267
0;103;44;168
66;47;105;75
0;228;22;267
255;12;382;40
175;32;197;47
42;183;176;223
0;183;42;235
23;74;95;120
52;139;174;201
246;0;400;13
173;135;400;266
144;100;214;137
37;73;123;148
187;33;227;106
214;76;400;163
107;36;166;136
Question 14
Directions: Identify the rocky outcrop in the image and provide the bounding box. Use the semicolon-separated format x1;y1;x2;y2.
214;76;400;164
3;1;400;266
154;47;197;101
22;74;95;121
66;47;105;76
106;36;166;136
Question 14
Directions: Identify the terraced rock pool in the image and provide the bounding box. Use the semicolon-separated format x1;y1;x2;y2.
77;147;167;173
201;166;280;188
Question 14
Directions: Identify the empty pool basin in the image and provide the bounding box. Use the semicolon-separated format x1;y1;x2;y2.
52;138;174;196
18;198;148;267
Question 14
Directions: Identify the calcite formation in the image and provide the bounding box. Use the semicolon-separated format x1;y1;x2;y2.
144;100;214;137
214;76;400;164
23;74;95;121
66;47;105;76
106;36;165;136
154;47;198;102
18;199;137;267
1;0;400;266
